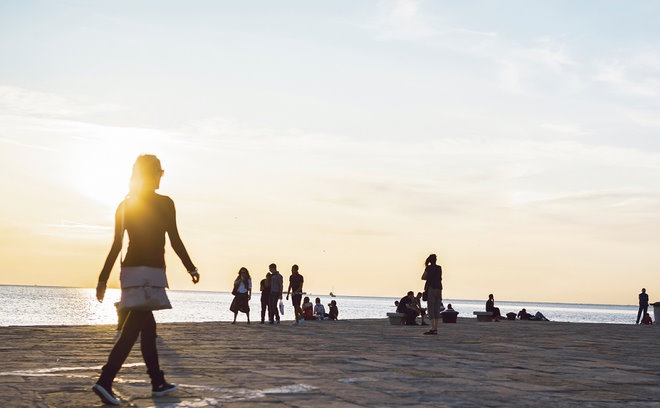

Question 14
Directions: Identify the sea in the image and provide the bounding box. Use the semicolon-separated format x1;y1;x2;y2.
0;285;645;327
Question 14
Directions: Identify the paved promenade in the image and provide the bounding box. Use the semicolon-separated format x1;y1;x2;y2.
0;318;659;407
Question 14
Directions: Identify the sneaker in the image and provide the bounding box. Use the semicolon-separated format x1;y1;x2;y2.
92;383;120;406
152;382;178;397
423;330;437;335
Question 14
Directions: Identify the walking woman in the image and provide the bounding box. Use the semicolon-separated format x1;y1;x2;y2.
421;254;442;335
230;267;252;323
93;155;200;405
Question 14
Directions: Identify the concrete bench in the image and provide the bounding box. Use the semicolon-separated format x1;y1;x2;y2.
387;312;406;325
473;311;494;322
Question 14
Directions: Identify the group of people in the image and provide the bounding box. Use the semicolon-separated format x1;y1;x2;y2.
486;293;549;321
229;263;338;325
637;288;653;325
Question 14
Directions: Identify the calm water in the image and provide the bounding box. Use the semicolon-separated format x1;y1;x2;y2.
0;285;643;327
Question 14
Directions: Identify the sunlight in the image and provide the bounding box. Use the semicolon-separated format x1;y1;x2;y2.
67;132;168;209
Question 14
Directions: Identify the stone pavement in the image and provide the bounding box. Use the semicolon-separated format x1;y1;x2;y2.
0;318;659;407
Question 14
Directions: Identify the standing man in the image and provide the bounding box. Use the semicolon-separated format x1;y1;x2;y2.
268;264;283;324
259;271;272;324
286;264;305;325
636;288;649;325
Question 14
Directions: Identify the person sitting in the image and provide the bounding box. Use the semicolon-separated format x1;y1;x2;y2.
314;297;327;320
414;292;428;326
397;291;420;325
641;312;653;325
302;296;314;321
328;300;339;320
486;294;502;321
517;308;531;320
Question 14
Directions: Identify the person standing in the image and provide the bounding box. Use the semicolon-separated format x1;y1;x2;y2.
93;155;200;406
286;264;304;325
230;267;251;324
636;288;649;325
268;264;283;324
421;254;442;335
259;272;272;324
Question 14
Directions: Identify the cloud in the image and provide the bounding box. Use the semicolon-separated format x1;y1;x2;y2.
0;85;119;118
594;51;660;97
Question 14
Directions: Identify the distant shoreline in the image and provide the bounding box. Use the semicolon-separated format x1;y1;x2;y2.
0;284;639;308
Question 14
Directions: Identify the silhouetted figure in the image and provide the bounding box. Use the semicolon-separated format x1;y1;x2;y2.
415;292;428;325
259;272;272;323
286;264;304;325
93;155;199;406
268;264;283;324
637;288;649;325
421;254;443;335
397;291;419;325
518;308;531;320
486;294;501;320
230;267;251;324
328;300;339;320
641;312;653;325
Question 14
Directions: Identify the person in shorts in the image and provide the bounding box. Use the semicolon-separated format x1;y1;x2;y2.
286;264;304;325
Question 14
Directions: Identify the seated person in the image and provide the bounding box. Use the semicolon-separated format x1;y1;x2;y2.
641;312;653;325
517;308;532;320
397;291;420;325
486;294;502;320
414;292;428;325
328;300;339;320
314;297;327;320
302;296;314;321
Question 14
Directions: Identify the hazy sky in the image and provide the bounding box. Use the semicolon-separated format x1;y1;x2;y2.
1;1;659;304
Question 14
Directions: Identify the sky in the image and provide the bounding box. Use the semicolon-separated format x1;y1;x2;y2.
1;0;659;305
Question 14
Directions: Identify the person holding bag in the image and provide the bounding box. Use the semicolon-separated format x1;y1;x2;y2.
93;154;200;406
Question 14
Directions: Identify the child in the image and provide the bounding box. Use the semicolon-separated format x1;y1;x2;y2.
328;300;339;320
641;312;653;325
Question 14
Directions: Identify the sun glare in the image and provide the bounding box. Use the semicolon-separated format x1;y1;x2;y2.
68;140;159;209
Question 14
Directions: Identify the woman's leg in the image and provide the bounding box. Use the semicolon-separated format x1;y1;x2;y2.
137;311;165;387
246;311;250;324
98;310;145;388
233;311;238;323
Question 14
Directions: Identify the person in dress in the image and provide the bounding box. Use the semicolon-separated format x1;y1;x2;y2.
230;267;252;324
93;155;199;406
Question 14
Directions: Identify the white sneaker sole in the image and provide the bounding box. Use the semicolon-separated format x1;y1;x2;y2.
92;384;120;406
152;384;178;397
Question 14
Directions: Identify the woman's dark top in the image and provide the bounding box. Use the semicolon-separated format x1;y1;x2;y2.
424;264;442;289
486;299;494;312
98;193;195;282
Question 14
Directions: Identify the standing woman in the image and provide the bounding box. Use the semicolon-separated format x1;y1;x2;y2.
421;254;442;335
230;267;252;324
93;155;200;405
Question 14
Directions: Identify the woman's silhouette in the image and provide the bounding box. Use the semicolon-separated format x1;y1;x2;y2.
93;154;199;405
